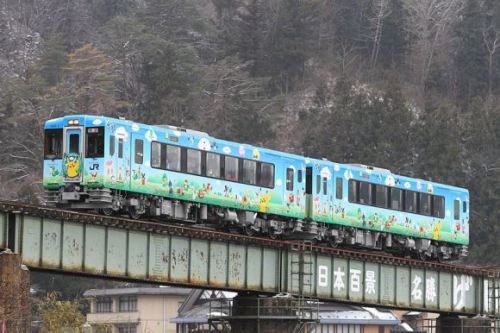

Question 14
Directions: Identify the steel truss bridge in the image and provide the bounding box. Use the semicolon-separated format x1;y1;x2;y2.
1;200;499;317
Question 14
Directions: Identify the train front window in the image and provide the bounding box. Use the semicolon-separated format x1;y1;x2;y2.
69;134;79;153
86;127;104;158
44;129;63;159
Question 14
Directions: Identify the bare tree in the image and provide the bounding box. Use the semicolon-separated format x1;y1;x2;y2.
404;0;464;88
483;24;500;96
369;0;390;69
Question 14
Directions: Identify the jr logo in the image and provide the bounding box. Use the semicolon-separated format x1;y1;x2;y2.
89;164;99;171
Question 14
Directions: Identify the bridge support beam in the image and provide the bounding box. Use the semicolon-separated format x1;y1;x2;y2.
227;293;318;333
0;250;31;332
436;315;493;333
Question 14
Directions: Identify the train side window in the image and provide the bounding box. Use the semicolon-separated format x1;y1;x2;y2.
187;149;201;175
118;138;123;158
375;185;388;208
86;127;104;158
206;152;220;178
463;201;467;213
134;139;143;164
166;145;181;171
405;190;417;213
433;196;445;218
260;163;274;188
390;188;402;210
348;179;357;202
109;135;115;156
286;168;294;191
359;182;371;205
336;177;343;199
243;160;257;185
151;142;162;168
44;129;63;159
454;200;460;219
419;193;431;216
225;156;239;182
316;175;321;194
322;177;328;195
298;170;303;183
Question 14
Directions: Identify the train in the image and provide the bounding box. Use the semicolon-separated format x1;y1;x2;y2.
42;115;469;260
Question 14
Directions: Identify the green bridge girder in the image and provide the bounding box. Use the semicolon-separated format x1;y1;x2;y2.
0;207;499;316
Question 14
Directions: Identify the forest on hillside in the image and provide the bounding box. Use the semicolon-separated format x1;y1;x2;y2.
1;0;500;264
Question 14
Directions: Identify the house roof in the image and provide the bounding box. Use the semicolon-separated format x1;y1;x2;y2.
83;286;192;297
172;290;401;326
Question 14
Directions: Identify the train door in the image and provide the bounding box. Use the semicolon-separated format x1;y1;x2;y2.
63;127;84;182
305;166;313;219
130;133;145;191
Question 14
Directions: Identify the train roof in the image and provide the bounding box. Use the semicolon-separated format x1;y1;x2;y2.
44;115;468;194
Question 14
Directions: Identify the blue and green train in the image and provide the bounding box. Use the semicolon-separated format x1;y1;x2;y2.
43;115;469;260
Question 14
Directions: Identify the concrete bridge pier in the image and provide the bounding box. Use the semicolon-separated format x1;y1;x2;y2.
436;315;495;333
0;250;31;332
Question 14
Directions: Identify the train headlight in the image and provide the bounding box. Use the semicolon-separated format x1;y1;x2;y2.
68;119;79;125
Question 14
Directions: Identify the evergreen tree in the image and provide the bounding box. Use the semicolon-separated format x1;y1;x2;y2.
36;34;68;87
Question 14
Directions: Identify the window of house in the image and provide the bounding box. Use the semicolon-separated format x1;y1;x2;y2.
44;129;63;159
134;139;143;164
405;191;417;213
151;142;162;168
95;297;112;313
117;325;136;333
206;152;220;178
118;138;123;158
336;177;343;199
374;185;388;208
390;188;403;210
109;135;115;156
286;168;294;191
119;296;137;312
348;180;357;202
419;193;431;216
224;156;239;182
322;177;328;195
86;127;104;158
433;196;445;218
454;199;460;219
187;149;201;175
259;163;274;188
242;160;257;185
358;182;371;205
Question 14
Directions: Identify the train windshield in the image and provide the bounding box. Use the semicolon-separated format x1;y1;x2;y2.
44;129;63;159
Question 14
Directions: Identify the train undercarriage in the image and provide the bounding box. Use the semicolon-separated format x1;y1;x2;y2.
46;186;467;262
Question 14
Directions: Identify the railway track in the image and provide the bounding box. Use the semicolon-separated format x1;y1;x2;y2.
0;199;495;277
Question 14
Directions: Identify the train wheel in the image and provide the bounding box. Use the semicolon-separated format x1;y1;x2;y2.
268;229;279;240
100;208;114;216
128;206;143;220
243;226;256;237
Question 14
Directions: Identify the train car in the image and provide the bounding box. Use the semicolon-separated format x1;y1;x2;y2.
43;115;469;260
